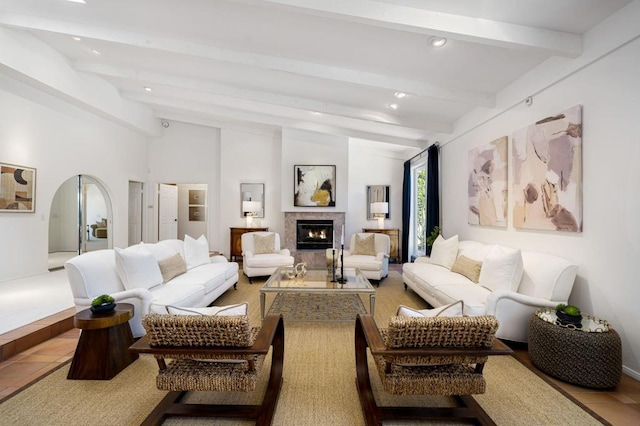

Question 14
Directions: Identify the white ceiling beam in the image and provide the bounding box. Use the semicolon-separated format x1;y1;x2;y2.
74;60;453;133
234;0;582;57
0;25;158;135
124;92;429;148
0;13;494;107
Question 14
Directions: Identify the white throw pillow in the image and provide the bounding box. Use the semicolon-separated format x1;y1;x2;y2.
166;303;248;316
478;245;524;292
114;245;163;290
184;234;210;269
428;234;459;269
396;300;464;318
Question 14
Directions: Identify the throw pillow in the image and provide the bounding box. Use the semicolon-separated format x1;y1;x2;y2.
184;234;210;270
253;233;276;255
427;234;459;269
114;245;163;290
396;300;465;317
352;233;376;256
478;245;524;292
166;302;249;316
450;255;483;283
158;253;188;283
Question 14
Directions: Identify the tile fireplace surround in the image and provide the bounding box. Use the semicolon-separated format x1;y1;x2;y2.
284;212;345;268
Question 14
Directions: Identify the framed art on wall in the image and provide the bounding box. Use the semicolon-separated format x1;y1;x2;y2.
468;136;508;227
512;105;582;232
294;165;336;207
0;163;36;212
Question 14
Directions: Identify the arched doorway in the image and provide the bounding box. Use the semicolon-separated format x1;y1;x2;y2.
48;175;113;270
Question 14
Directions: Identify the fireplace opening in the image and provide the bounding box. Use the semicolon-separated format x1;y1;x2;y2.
296;220;333;250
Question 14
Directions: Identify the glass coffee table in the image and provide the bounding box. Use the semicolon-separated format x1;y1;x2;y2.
260;267;376;320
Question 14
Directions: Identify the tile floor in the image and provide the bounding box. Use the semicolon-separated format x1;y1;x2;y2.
1;326;639;424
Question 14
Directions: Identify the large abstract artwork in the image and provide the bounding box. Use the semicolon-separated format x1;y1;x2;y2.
294;165;336;207
512;105;582;232
468;136;508;227
0;163;36;212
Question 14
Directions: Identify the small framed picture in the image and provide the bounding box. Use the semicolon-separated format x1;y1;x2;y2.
0;163;36;212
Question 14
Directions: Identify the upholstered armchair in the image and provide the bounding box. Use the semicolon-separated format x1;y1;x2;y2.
355;314;512;425
342;233;390;283
241;232;294;283
130;313;285;425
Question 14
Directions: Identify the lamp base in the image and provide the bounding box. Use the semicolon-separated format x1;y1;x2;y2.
377;217;385;229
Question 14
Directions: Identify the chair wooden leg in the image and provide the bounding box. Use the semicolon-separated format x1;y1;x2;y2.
355;316;382;425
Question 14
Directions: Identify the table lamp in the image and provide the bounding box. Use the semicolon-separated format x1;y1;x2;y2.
371;202;388;229
242;200;261;227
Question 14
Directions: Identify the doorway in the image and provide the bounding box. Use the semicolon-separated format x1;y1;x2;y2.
156;183;208;242
48;175;112;270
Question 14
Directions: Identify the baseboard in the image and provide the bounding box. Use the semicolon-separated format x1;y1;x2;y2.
623;365;640;381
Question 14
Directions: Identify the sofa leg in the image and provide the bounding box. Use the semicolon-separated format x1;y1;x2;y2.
248;277;253;284
233;282;238;290
403;283;407;291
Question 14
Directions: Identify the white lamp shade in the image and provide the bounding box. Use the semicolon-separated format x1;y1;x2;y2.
371;202;389;215
242;200;261;215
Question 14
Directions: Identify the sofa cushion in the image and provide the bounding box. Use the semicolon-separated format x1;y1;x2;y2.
406;262;474;288
478;245;524;292
450;255;482;283
430;284;491;316
184;234;210;269
396;300;464;317
352;233;376;256
253;233;276;254
245;253;293;268
343;254;382;271
158;253;187;283
428;234;459;269
148;283;205;314
156;239;186;262
169;262;229;294
114;245;163;290
166;302;248;316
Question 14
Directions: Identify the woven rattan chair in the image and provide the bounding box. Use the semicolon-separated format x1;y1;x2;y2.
354;314;512;426
130;313;284;426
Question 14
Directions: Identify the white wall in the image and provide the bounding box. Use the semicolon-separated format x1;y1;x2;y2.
0;75;149;281
440;37;640;376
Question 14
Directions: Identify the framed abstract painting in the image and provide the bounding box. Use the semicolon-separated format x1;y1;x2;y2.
294;165;336;207
0;163;36;212
512;105;582;232
468;136;508;227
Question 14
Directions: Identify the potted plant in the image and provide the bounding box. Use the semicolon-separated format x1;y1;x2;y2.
555;303;582;327
91;294;116;314
425;226;440;256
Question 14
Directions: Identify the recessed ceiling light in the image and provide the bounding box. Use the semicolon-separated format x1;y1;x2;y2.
91;48;101;55
311;111;321;115
66;0;86;3
388;103;399;110
427;36;447;48
72;36;82;41
144;87;153;92
394;92;407;99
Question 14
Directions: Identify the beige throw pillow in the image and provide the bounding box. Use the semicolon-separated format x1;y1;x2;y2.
352;233;376;256
158;253;187;283
450;255;483;283
254;233;276;254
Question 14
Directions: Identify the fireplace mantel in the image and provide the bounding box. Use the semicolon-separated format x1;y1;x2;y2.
284;212;345;267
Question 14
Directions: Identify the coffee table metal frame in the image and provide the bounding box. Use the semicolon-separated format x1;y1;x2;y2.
260;266;376;320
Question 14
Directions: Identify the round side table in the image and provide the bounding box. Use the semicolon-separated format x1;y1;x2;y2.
528;308;622;389
67;303;139;380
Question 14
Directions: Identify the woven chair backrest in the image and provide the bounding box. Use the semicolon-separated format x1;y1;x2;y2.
385;315;499;349
143;314;254;347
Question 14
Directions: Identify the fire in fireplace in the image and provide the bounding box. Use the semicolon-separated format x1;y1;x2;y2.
296;220;334;250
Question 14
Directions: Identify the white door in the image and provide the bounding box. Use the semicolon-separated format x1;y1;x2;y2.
128;181;143;245
158;183;178;240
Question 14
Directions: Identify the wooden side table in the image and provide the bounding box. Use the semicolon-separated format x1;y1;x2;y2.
362;228;400;263
528;308;622;389
67;303;139;380
229;227;268;261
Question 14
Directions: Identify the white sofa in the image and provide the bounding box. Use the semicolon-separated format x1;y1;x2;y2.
241;231;294;283
65;238;239;337
402;239;578;342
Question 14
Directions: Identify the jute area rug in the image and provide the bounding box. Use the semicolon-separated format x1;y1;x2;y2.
0;272;604;426
267;292;366;321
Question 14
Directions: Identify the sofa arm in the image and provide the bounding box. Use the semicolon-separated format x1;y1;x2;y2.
243;250;254;259
414;256;430;264
209;255;228;263
486;290;560;313
278;248;291;256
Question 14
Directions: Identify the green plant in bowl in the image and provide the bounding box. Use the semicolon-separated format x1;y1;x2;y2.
555;303;582;327
91;294;115;307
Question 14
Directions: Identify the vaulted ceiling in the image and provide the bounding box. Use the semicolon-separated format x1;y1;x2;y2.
0;0;633;148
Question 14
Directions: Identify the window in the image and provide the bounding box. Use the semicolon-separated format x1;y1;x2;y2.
411;160;427;257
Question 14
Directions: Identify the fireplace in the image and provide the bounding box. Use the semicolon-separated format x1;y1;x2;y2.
296;220;334;250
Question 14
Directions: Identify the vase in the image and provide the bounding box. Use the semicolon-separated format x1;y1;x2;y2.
556;310;582;327
90;302;116;315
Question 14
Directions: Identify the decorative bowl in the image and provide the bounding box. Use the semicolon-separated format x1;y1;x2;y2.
90;302;116;315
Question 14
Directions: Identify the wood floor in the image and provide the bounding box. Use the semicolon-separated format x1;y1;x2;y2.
1;272;639;424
